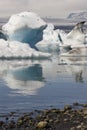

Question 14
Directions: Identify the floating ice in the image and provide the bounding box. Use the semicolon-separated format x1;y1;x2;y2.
43;24;58;43
58;21;87;56
0;39;51;59
1;12;87;57
2;12;47;47
59;22;86;49
0;12;52;59
36;40;60;52
36;24;62;52
60;56;87;65
60;47;87;57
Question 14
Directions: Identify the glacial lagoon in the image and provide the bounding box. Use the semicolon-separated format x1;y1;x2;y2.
0;14;87;117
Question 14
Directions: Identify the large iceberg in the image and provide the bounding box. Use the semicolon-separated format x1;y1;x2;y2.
2;12;47;48
0;12;52;59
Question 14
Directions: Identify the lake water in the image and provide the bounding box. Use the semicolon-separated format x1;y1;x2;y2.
0;55;87;115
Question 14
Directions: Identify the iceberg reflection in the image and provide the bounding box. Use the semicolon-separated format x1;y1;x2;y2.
0;60;45;95
0;57;87;96
59;56;87;83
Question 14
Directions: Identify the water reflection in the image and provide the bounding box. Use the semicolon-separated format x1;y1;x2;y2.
59;56;87;83
10;64;44;81
0;60;45;95
0;56;87;96
75;70;83;83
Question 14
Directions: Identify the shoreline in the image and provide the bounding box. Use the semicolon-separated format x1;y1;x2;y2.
0;103;87;130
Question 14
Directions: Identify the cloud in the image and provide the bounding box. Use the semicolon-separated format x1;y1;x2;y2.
0;0;28;17
28;0;87;17
0;0;87;18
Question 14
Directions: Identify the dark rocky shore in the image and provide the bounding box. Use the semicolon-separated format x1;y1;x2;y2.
0;103;87;130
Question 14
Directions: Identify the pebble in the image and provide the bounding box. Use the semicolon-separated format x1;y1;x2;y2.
36;121;48;129
1;103;87;130
77;125;82;129
83;108;87;115
70;127;76;130
81;128;87;130
17;119;23;126
64;118;68;122
73;102;80;106
64;105;72;111
82;104;87;107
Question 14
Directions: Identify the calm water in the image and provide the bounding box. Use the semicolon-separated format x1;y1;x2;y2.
0;55;87;115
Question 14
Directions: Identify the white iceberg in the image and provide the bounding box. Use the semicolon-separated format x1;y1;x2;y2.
60;47;87;57
36;40;60;52
0;39;51;59
36;24;62;52
1;12;87;56
2;11;47;47
43;24;58;43
59;22;86;49
59;56;87;65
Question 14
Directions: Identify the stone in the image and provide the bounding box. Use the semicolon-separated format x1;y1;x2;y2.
70;127;76;130
82;104;87;107
36;121;48;129
54;119;60;123
73;102;80;106
17;119;23;126
81;128;86;130
83;108;87;115
64;118;68;122
64;105;72;111
77;125;82;129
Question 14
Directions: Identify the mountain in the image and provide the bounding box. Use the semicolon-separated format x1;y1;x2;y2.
67;12;87;20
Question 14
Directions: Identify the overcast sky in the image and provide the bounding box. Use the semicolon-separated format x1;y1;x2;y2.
0;0;87;18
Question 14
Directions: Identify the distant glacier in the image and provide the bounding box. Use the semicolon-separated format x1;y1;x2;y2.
67;12;87;20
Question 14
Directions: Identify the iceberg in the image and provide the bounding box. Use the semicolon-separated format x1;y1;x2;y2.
36;40;59;52
59;56;87;65
0;12;52;59
0;39;51;59
2;12;47;48
1;11;87;57
60;47;87;57
36;24;62;52
0;31;7;40
59;22;86;49
43;24;58;43
58;21;87;56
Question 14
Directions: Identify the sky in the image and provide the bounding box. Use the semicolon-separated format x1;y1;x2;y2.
0;0;87;18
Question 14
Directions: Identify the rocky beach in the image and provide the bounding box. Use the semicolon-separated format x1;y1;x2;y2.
0;103;87;130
